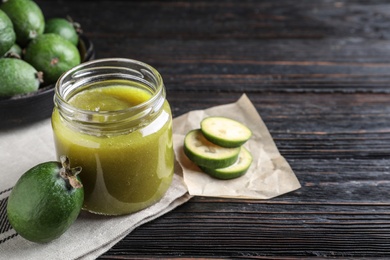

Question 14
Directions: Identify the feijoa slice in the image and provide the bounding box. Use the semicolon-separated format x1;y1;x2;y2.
0;0;45;47
7;156;84;243
184;129;240;169
200;116;252;148
200;146;253;180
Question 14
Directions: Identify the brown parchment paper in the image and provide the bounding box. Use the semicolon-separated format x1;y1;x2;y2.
173;94;301;199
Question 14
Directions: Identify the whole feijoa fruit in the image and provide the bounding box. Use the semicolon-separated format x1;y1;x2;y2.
0;9;16;56
3;43;22;57
7;156;84;243
24;33;81;85
0;58;41;97
44;17;79;46
0;0;45;47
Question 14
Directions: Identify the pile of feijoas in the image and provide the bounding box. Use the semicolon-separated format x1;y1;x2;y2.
0;0;82;97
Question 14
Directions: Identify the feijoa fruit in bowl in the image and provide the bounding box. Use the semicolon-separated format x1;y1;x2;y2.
0;0;95;128
0;9;16;57
7;156;84;243
0;0;45;47
44;17;80;46
0;58;41;96
24;33;81;85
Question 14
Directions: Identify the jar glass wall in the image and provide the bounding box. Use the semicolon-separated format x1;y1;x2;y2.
51;58;174;215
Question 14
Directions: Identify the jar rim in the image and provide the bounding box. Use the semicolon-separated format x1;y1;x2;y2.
53;58;166;135
55;57;164;117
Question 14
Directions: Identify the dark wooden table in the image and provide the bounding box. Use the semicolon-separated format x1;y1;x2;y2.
34;0;390;258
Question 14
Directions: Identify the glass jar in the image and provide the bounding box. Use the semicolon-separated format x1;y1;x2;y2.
51;58;174;216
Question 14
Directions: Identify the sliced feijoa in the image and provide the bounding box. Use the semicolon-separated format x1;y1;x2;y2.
184;129;240;169
200;146;253;180
200;116;252;148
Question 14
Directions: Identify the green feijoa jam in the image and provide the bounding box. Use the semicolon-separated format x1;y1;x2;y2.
7;156;84;243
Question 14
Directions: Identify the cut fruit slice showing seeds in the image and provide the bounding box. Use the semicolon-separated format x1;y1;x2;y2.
200;146;253;180
184;129;240;169
200;116;252;148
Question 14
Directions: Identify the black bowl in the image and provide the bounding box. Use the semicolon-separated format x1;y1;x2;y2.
0;35;95;129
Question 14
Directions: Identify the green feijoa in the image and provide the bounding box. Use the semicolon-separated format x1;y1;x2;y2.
4;43;22;57
0;58;41;97
184;129;241;169
44;18;79;46
199;147;253;180
0;9;16;56
24;33;81;85
7;156;84;243
0;0;45;47
201;116;252;148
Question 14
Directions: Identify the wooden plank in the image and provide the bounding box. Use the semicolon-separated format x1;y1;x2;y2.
35;0;390;40
35;0;390;93
100;197;390;258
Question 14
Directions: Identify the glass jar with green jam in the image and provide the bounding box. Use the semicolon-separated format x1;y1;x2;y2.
52;58;174;215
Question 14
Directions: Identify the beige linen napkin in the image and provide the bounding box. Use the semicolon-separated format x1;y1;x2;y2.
174;94;301;199
0;118;190;260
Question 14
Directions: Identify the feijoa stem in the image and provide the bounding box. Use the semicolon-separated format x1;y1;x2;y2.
59;156;83;189
4;52;21;59
66;15;83;34
36;71;44;83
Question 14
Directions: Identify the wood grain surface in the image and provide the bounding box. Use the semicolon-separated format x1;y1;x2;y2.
32;0;390;258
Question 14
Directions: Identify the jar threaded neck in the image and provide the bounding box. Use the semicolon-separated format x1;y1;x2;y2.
54;58;166;136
